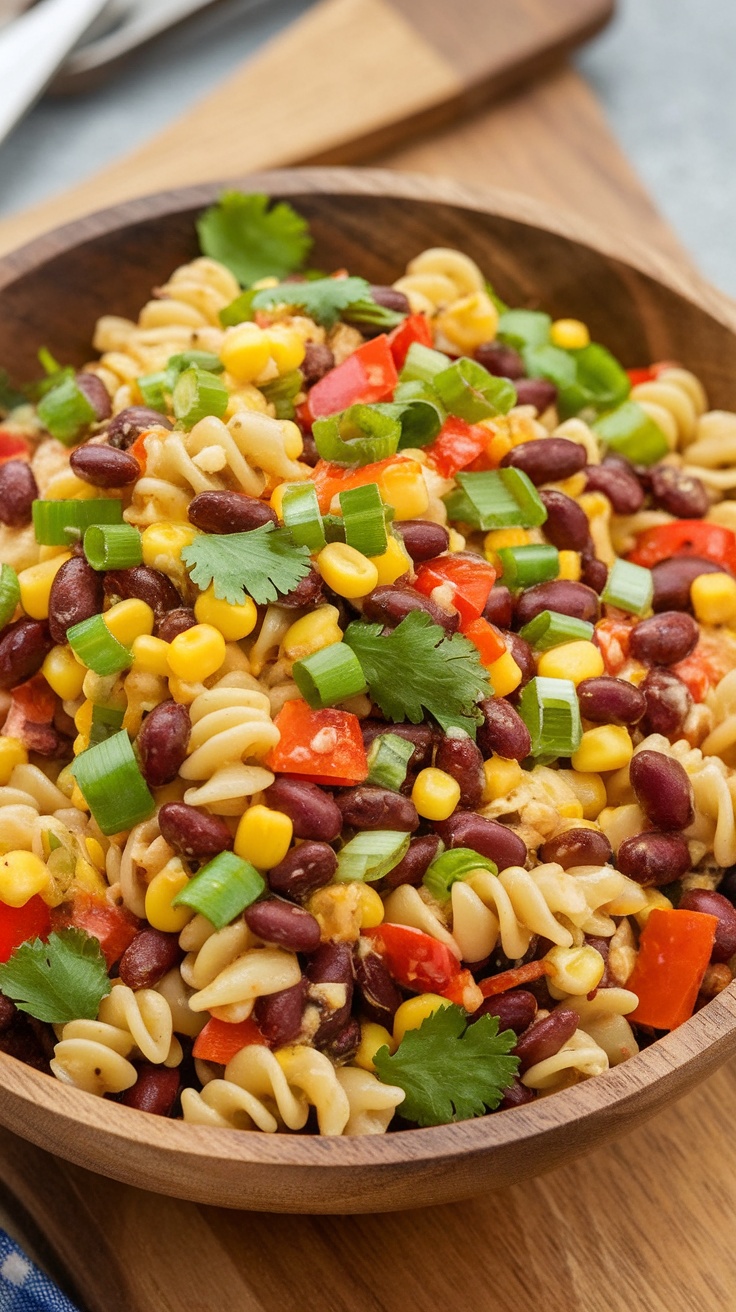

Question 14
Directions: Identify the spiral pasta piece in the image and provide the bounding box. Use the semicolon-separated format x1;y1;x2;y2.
336;1066;406;1135
50;1019;137;1096
98;981;178;1066
521;1028;610;1091
178;673;278;813
631;366;707;449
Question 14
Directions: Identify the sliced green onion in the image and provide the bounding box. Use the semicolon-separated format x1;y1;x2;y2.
313;403;401;467
399;342;452;386
392;380;445;448
322;513;347;543
281;482;325;551
593;400;670;465
292;642;367;709
70;730;155;835
37;375;97;446
601;558;653;616
423;847;497;902
32;498;123;546
366;733;415;791
0;564;20;628
172;367;229;430
443;468;548;530
88;703;125;748
562;343;630;417
497;310;551;351
497;544;559;591
433;358;516;422
219;289;257;327
67;614;132;676
172;851;265;930
339;483;388;557
335;830;411;883
84;523;142;571
138;370;171;412
519;610;595;651
168;350;224;375
518;676;582;759
260;369;303;419
342;298;406;331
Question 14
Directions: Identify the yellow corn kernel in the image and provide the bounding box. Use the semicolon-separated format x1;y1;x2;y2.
412;767;461;821
550;318;590;350
168;675;204;705
220;322;271;383
270;483;288;518
141;522;197;571
282;605;343;662
557;769;608;820
484;527;529;560
167;623;226;681
559;798;585;819
0;850;51;908
131;634;171;677
557;550;581;582
45;472;96;500
557;472;587;500
393;994;451;1045
265;325;306;375
145;861;193;933
482;755;523;803
85;837;106;870
280;420;304;461
224;384;269;419
578;491;610;523
104;598;155;646
0;736;27;785
74;700;94;735
692;572;736;625
380;464;429;519
485;432;513;466
316;542;378;599
355;1022;395;1072
194;587;257;641
436;291;498;353
537;640;604;686
486;650;522;697
70;783;88;811
571;725;633;773
17;552;71;620
636;887;673;929
369;535;412;586
73;856;107;899
447;528;466;552
355;884;384;930
545;944;604;997
42;645;86;701
234;804;293;870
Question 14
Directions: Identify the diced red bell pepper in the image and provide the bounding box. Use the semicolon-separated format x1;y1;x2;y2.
625;361;678;388
51;892;139;968
627;908;718;1030
126;430;151;474
267;699;368;786
307;335;398;419
362;923;460;993
387;313;433;368
594;617;633;675
192;1016;266;1064
0;895;51;963
441;968;483;1012
415;554;496;626
425;417;490;479
310;455;419;514
671;652;710;703
628;521;736;574
461;617;506;668
479;960;551;997
0;431;30;464
3;676;60;756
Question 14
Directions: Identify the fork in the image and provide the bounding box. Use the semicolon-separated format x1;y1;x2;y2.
0;0;108;144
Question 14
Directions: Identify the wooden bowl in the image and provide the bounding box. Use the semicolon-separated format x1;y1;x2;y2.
2;168;736;1214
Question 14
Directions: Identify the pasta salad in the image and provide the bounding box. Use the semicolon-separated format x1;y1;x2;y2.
1;190;736;1136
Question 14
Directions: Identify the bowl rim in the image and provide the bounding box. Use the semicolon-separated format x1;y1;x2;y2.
3;164;736;1173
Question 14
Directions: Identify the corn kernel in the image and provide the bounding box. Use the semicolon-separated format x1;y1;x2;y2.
224;384;269;419
393;994;451;1044
234;805;293;870
578;491;610;523
355;884;385;929
317;542;378;599
73;856;108;899
550;318;590;350
636;887;673;929
145;861;193;932
485;432;513;466
131;634;171;677
369;535;412;586
194;587;257;641
557;550;581;582
70;783;88;811
141;522;197;571
85;837;106;869
280;420;304;461
545;944;604;996
482;755;523;803
17;552;71;620
412;768;461;821
571;725;633;773
167;623;226;681
220;323;271;383
42;644;86;701
558;798;584;819
282;605;342;662
0;737;27;785
265;325;306;375
0;850;51;908
74;700;94;735
45;471;96;500
270;483;288;518
692;572;736;625
104;598;154;646
486;651;522;697
537;640;604;686
168;675;204;705
436;291;498;353
355;1022;395;1071
379;463;429;519
484;527;530;569
558;769;608;820
447;529;465;552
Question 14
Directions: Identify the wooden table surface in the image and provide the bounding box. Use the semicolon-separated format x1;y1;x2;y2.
1;58;734;1312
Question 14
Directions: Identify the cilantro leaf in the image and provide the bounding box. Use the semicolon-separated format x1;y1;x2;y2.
373;1004;518;1127
344;610;492;735
197;192;313;287
251;276;371;328
182;523;311;606
0;929;110;1024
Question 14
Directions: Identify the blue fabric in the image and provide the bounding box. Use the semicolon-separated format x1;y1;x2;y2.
0;1231;79;1312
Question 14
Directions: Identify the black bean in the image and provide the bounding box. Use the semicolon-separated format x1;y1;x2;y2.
0;619;51;689
577;676;646;727
649;465;709;519
393;520;450;563
363;584;459;634
651;556;723;613
434;734;484;808
188;490;277;533
617;831;691;886
514;580;600;627
629;749;694;831
435;811;527;870
268;842;337;901
640;668;693;739
540;828;613;868
137;701;191;788
483;585;514;630
539;489;592;552
0;460;37;526
106;406;173;449
477;697;531;761
584;464;645;513
629;612;699;667
384;834;442;888
474;342;525;379
337;786;419;832
501;437;586;486
48;556;103;644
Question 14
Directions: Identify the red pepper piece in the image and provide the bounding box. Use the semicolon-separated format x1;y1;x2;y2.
0;431;30;464
441;968;483;1012
0;895;51;963
193;1016;266;1064
594;617;633;675
51;892;139;969
628;521;736;574
479;960;551;997
267;699;368;786
307;335;398;418
387;313;433;368
311;455;406;513
362;923;460;993
415;554;496;625
461;617;506;668
627;908;718;1030
425;417;490;479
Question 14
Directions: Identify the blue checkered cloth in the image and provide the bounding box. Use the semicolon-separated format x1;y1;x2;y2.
0;1231;79;1312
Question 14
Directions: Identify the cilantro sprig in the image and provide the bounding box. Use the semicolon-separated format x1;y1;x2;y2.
182;523;311;606
197;192;313;287
250;276;371;328
373;1004;518;1127
0;929;110;1025
344;611;492;736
